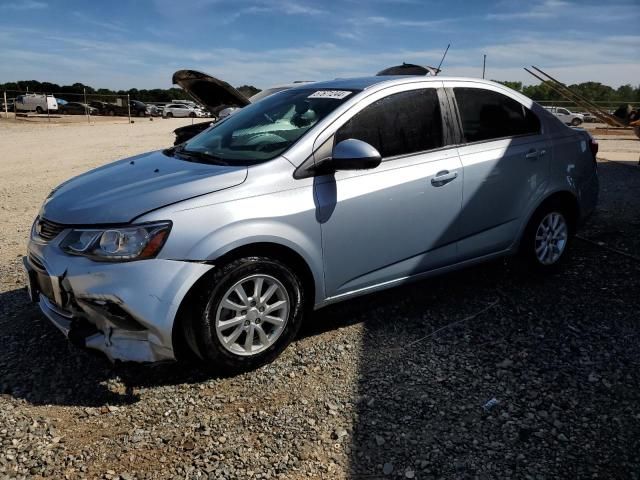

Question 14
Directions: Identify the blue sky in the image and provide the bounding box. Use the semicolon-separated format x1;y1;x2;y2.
0;0;638;90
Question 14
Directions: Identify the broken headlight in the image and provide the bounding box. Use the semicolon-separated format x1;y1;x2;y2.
60;222;171;262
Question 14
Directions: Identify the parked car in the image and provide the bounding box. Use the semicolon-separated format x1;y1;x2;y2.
88;100;147;117
544;106;584;126
0;99;15;112
130;100;148;117
59;102;98;115
580;112;599;123
24;76;598;371
146;105;162;117
14;93;58;114
163;103;198;118
193;107;210;118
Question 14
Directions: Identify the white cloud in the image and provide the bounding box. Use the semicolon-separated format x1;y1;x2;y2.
0;25;638;90
487;0;638;22
151;0;325;21
4;0;47;9
71;12;127;33
356;15;454;28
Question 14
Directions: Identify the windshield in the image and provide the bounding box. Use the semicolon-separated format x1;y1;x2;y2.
182;88;359;163
249;86;292;103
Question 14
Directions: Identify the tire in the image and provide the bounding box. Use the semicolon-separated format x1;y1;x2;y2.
35;106;43;114
166;112;173;118
519;200;575;272
137;110;145;117
183;257;305;373
107;109;115;116
189;112;196;118
571;118;582;126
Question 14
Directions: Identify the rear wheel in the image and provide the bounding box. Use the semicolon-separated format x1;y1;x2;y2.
165;112;173;118
183;257;305;373
189;112;196;118
519;201;574;271
35;106;43;114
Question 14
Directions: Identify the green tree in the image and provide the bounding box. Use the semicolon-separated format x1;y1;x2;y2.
495;80;522;92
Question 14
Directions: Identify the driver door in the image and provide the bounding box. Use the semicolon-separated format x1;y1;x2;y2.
314;86;463;298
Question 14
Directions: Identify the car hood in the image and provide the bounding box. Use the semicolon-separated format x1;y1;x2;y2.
40;150;247;225
172;70;250;113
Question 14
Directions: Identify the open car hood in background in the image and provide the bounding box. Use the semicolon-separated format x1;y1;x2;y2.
172;70;251;113
376;63;440;76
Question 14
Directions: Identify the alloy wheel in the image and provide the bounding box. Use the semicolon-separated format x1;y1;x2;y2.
215;274;290;356
534;212;568;265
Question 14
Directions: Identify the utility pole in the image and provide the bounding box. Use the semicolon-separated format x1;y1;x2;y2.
84;88;90;124
482;54;487;79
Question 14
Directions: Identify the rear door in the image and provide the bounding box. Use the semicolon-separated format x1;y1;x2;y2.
315;84;464;297
47;96;58;111
445;83;549;260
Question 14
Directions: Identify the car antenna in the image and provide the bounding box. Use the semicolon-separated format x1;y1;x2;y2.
435;43;450;76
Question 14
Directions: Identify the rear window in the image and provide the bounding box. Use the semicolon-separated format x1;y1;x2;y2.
454;88;540;142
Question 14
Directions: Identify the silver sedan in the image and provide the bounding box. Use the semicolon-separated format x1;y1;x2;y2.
25;76;598;371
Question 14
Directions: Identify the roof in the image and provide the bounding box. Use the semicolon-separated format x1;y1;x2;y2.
290;75;501;92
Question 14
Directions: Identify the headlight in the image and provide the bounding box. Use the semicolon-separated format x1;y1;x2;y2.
60;222;171;262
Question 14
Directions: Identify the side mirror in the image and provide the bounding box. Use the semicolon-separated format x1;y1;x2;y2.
327;139;382;171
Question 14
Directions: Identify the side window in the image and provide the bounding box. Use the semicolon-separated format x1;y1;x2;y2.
335;88;443;159
454;88;540;143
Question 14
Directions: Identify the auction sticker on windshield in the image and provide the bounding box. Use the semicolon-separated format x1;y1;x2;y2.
308;90;352;99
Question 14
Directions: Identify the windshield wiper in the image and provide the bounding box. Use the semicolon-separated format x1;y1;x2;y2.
175;147;230;166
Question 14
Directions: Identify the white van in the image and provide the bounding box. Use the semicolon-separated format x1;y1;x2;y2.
15;94;59;114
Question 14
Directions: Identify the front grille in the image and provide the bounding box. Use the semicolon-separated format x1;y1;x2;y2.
35;217;66;241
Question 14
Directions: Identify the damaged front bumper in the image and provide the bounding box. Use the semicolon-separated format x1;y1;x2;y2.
24;242;212;363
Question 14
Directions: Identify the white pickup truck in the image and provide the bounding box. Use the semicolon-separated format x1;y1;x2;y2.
14;93;58;114
543;106;584;126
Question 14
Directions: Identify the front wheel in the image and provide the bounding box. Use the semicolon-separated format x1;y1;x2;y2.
35;106;43;114
165;112;173;118
519;202;574;271
571;118;582;126
183;257;305;373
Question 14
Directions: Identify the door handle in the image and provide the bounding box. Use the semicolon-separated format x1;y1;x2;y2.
525;149;539;159
431;170;458;186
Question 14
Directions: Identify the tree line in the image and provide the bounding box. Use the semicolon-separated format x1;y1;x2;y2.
1;79;637;104
496;81;640;104
0;80;262;103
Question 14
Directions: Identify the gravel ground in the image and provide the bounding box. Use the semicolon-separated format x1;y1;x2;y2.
0;122;639;479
